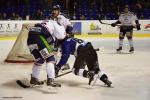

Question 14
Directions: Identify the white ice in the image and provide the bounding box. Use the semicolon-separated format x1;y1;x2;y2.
0;38;150;100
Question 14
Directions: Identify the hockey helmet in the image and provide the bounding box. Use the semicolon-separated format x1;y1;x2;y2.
52;5;61;10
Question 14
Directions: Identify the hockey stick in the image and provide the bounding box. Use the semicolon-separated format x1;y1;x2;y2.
98;17;138;29
97;16;121;26
16;70;72;88
16;80;31;88
98;18;112;25
97;16;111;25
56;70;72;78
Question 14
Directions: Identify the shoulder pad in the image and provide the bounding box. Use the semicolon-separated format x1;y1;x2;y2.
120;12;125;16
57;14;65;19
129;11;134;15
120;12;125;14
128;12;137;16
60;13;69;19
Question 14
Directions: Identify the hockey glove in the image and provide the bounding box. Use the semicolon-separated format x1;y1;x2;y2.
136;24;141;31
111;23;116;27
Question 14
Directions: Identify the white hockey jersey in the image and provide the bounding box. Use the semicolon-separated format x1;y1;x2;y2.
41;20;66;40
55;14;72;29
119;12;138;26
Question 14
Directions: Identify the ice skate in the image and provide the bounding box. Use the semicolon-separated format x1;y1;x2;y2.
47;77;61;87
129;47;134;53
88;71;95;85
30;74;44;85
116;47;122;53
100;74;112;87
62;64;70;70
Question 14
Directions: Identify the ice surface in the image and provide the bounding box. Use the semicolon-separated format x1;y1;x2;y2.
0;38;150;100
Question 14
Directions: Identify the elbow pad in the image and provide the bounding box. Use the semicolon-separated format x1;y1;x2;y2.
66;25;74;37
66;25;73;33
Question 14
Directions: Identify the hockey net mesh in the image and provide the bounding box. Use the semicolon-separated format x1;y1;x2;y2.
5;23;35;63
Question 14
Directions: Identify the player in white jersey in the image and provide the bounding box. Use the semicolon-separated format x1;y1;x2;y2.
27;20;66;87
51;5;73;70
111;6;141;53
51;5;73;37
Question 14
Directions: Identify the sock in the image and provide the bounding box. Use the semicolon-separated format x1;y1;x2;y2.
119;39;123;47
128;39;134;48
32;64;41;79
78;69;85;77
97;71;104;79
73;68;89;78
46;62;55;78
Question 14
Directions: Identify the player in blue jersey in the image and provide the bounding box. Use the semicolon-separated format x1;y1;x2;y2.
51;5;74;69
55;37;112;87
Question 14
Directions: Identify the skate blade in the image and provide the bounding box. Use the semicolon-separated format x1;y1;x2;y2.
116;50;122;54
104;84;114;88
129;51;134;54
104;82;112;87
30;84;45;88
47;85;61;91
47;84;61;88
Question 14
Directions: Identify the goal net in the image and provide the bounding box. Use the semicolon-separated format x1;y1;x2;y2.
5;23;35;63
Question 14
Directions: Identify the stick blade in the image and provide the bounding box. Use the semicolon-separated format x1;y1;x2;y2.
16;80;30;88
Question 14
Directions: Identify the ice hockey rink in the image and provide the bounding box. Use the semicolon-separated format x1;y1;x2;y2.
0;37;150;100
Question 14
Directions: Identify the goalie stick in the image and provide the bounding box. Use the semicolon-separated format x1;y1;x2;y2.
16;70;72;88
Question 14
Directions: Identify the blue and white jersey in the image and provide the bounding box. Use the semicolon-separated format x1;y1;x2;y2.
57;38;87;68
